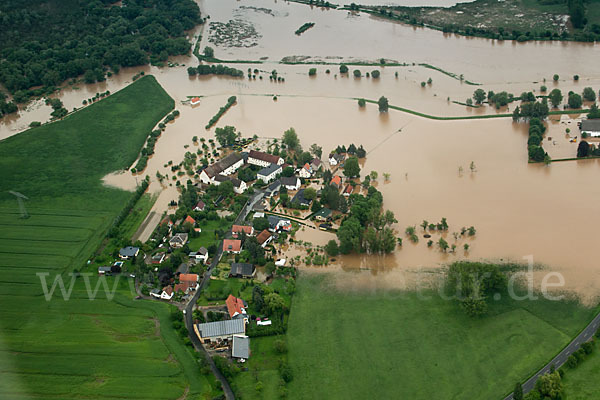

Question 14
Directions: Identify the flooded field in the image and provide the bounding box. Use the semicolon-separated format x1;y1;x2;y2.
2;0;600;300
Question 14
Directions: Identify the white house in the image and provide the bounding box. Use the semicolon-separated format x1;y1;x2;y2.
329;153;345;166
169;233;188;248
298;163;312;178
257;163;282;183
160;286;174;300
280;176;301;191
200;153;244;184
247;150;283;167
189;247;208;264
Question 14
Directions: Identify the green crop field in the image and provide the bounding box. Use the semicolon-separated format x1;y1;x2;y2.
286;274;598;400
0;76;214;399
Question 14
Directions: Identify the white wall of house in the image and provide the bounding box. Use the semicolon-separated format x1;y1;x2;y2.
222;159;244;176
200;170;212;184
233;181;247;194
258;167;282;183
299;167;311;178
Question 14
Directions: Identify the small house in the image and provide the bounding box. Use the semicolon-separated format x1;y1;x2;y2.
119;246;140;260
226;294;248;319
330;175;342;189
179;273;199;291
298;163;312;178
189;247;208;264
268;215;292;232
265;180;281;198
194;200;206;212
183;215;196;226
150;288;161;298
314;208;332;221
160;286;174;300
169;233;189;248
581;119;600;138
151;253;166;264
329;153;345;166
230;263;256;278
291;188;311;207
280;176;301;191
310;158;322;171
176;263;189;276
256;229;274;248
190;97;201;106
98;266;112;275
232;225;254;237
342;184;353;197
223;239;242;254
247;150;283;167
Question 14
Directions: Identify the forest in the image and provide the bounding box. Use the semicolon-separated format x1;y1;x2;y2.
0;0;202;103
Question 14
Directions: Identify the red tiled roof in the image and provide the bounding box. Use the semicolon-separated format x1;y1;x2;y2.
179;273;199;283
249;150;281;165
330;175;342;186
232;225;253;236
226;294;246;318
343;184;353;194
184;215;196;225
162;286;173;296
223;239;242;252
174;283;187;293
303;163;311;171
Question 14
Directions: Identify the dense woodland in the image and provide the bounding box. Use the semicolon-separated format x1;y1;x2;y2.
0;0;202;103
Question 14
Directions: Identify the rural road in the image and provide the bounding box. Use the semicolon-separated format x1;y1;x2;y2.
503;311;600;399
133;210;161;243
183;190;264;400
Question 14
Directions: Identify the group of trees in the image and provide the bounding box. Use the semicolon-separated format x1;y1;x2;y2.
214;125;239;147
446;262;507;316
187;64;244;77
0;92;18;117
527;118;549;163
0;0;202;97
512;99;549;120
332;143;367;158
335;187;397;254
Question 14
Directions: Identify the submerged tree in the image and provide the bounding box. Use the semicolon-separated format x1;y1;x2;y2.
378;96;389;112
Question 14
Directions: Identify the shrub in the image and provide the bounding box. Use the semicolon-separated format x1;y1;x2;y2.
308;68;317;76
353;69;361;78
357;98;366;107
371;70;380;79
339;64;348;74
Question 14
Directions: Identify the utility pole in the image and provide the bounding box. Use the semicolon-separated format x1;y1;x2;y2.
8;191;29;219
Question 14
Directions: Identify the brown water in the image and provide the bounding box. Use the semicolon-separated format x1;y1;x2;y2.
3;0;600;300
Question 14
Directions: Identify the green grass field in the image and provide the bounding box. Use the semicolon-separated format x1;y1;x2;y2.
562;340;600;399
0;76;215;399
286;274;598;400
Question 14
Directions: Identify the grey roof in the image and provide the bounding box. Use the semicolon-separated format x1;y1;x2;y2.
214;174;243;188
280;176;300;187
98;266;112;273
197;319;245;338
231;263;256;277
202;153;243;178
176;263;189;274
232;336;250;359
119;246;139;257
267;180;281;191
257;163;281;177
150;288;161;295
292;188;311;206
581;119;600;132
198;247;208;255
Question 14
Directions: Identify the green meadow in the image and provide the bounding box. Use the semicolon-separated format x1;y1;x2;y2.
286;274;599;400
0;76;214;399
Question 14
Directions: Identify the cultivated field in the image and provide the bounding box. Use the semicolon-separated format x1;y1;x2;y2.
286;274;598;400
0;76;213;399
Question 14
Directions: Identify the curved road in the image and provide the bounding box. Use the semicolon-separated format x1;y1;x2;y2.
503;311;600;399
183;191;264;400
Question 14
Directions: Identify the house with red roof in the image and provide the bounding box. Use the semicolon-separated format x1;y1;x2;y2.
190;97;201;106
179;273;199;291
184;215;196;226
232;225;254;238
247;150;284;167
223;239;242;254
298;163;312;178
256;229;273;248
193;200;206;212
343;184;353;197
330;175;342;189
226;294;248;319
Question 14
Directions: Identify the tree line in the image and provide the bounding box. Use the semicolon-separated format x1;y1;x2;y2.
0;0;202;102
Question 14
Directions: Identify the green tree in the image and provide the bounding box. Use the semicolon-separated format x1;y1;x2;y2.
325;239;339;256
473;89;486;104
378;96;389;112
583;87;596;102
553;74;559;81
265;261;276;276
303;187;317;201
308;68;317;76
568;93;583;109
203;46;214;58
353;69;362;78
310;143;322;158
534;371;563;400
577;140;590;157
438;237;449;252
548;89;563;107
587;103;600;119
358;98;366;107
369;171;378;181
343;156;361;178
371;70;380;78
264;292;286;315
339;64;348;74
214;125;237;146
283;127;301;151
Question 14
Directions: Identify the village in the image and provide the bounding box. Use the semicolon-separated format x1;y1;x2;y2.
95;134;370;366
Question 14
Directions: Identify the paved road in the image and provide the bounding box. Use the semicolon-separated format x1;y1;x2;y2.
183;190;264;400
503;311;600;399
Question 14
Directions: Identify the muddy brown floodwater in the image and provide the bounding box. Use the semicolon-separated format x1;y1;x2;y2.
2;0;600;301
